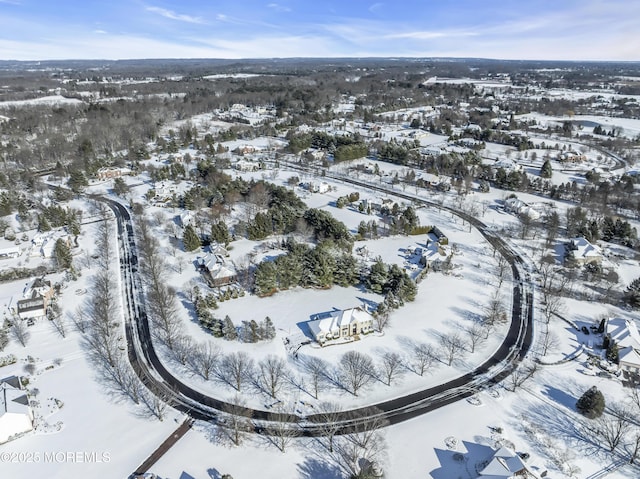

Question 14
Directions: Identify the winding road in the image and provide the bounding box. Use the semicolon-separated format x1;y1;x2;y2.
98;170;536;435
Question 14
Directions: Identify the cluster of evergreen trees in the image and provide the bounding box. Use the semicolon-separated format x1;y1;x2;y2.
37;204;82;236
365;259;417;304
286;130;368;161
302;208;353;246
198;308;276;343
254;239;359;296
566;207;637;247
246;184;307;240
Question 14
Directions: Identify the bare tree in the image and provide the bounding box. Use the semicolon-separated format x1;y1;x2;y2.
373;309;391;333
313;401;343;453
378;351;405;386
219;352;254;391
262;405;299;452
542;293;565;324
331;408;389;479
220;395;254;446
589;403;633;452
464;323;487;353
172;334;194;366
411;342;438;376
255;355;289;398
504;359;538;392
190;341;221;380
11;319;30;347
495;254;510;289
70;306;88;333
438;333;467;366
50;313;67;339
339;351;374;396
147;283;181;350
301;355;330;399
139;382;170;421
483;292;508;329
541;330;560;356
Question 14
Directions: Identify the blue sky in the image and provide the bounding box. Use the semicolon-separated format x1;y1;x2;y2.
1;0;639;61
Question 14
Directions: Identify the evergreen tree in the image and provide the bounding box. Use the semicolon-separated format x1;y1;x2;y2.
210;318;224;338
606;340;619;364
540;159;553;178
53;239;73;270
210;221;231;245
262;316;276;341
367;259;389;294
67;170;88;193
38;216;51;232
249;320;261;342
254;261;278;296
223;315;237;341
183;224;201;251
625;277;640;309
0;327;8;351
576;386;605;419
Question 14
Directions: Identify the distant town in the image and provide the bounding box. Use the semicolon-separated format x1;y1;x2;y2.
0;57;639;479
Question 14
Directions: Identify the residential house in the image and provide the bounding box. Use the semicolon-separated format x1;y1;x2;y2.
16;294;46;320
477;446;541;478
503;198;541;220
606;317;640;375
23;277;54;306
96;166;131;180
420;241;446;271
196;253;237;287
0;376;33;445
493;158;523;173
233;159;262;172
308;306;374;345
565;237;602;265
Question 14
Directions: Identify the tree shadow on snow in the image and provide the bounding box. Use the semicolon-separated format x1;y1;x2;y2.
297;457;342;479
542;385;577;410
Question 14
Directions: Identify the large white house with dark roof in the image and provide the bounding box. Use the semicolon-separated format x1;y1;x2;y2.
308;306;374;345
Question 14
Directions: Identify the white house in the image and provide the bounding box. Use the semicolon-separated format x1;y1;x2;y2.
606;317;640;375
16;294;46;320
478;446;540;478
565;237;602;265
308;306;374;344
0;376;33;444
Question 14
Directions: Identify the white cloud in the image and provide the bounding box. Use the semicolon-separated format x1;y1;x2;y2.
93;29;107;35
369;3;384;13
146;6;205;24
267;3;291;13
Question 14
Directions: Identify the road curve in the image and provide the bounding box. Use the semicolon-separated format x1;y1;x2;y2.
97;173;535;434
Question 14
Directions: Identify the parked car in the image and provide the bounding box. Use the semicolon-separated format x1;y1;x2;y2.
581;326;590;335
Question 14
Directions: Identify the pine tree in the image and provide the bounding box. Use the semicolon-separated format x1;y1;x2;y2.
211;221;231;245
211;318;224;338
53;239;73;270
183;224;201;251
576;386;605;419
625;277;640;309
223;315;237;341
249;320;261;342
606;340;619;363
540;159;553;178
263;316;276;341
0;328;8;351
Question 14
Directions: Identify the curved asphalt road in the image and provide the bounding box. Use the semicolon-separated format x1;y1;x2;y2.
97;173;535;434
